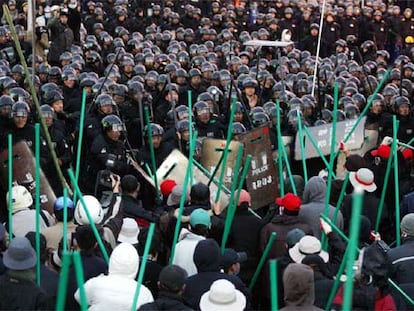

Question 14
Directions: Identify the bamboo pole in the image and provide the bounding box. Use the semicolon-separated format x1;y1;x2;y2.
276;101;285;197
269;260;278;311
221;145;244;252
249;231;276;291
303;125;336;179
321;213;414;307
55;252;72;311
73;251;87;311
131;223;156;311
144;106;160;201
343;187;364;311
7;134;13;238
170;132;198;264
221;154;252;252
73;88;87;204
296;109;308;183
3;5;72;195
322;83;338;250
332;68;391;161
35;124;41;286
392;116;401;246
63;187;68;252
188;90;193;185
332;172;349;224
215;98;237;203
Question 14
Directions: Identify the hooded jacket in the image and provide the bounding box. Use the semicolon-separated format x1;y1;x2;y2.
183;239;249;310
172;228;206;277
280;263;323;311
74;243;153;310
298;176;344;239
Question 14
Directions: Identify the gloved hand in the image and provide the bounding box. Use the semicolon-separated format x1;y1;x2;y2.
320;217;332;235
381;136;393;146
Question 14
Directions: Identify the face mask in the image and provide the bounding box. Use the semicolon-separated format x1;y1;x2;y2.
45;12;51;19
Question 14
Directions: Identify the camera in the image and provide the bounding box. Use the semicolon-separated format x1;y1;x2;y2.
97;154;116;189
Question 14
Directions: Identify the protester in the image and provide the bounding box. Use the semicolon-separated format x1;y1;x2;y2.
139;265;192;311
298;177;344;240
280;263;323;311
1;0;414;309
0;236;49;310
172;208;210;277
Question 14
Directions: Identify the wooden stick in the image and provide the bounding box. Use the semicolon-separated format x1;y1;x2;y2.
3;5;73;195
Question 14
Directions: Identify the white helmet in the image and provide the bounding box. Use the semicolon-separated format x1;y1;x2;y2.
74;195;103;225
6;185;33;213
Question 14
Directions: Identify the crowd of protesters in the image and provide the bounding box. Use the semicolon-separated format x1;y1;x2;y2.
0;0;414;309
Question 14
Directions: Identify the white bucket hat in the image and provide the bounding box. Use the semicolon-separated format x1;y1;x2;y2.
289;235;329;263
349;168;377;193
199;279;246;311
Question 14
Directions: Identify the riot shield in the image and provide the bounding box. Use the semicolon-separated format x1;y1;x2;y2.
200;139;243;189
156;149;230;212
0;141;56;213
235;125;279;209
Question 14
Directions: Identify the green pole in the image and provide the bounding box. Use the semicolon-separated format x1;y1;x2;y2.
73;88;87;204
215;98;237;203
170;132;198;263
343;188;364;311
397;141;414;151
325;246;350;311
221;145;244;252
404;136;414;147
188;90;193;185
322;83;338;250
296;109;308;183
332;172;349;224
221;154;252;252
35;124;41;286
303;126;336;179
67;169;110;263
72;251;87;311
63;187;68;252
131;223;156;311
249;231;276;291
269;260;278;311
392;116;401;246
7;133;13;238
275;101;285;197
374;145;396;233
321;214;414;307
144;106;160;201
55;252;72;311
333;68;391;160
